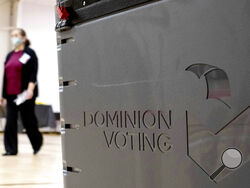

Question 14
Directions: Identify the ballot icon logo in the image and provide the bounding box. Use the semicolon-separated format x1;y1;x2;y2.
185;64;250;183
186;63;231;108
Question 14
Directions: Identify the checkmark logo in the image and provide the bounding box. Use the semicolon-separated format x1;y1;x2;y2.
185;64;250;183
186;106;250;182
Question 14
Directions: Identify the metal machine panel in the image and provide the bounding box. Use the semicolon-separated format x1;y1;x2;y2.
56;0;250;187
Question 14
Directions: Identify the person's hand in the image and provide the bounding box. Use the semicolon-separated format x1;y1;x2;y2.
26;89;34;100
0;98;6;107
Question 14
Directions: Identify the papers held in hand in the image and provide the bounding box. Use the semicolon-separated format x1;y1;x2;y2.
14;91;28;106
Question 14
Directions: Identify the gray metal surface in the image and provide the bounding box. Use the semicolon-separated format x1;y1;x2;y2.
57;0;250;187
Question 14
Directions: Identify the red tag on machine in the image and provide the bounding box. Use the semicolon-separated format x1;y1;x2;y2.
57;6;69;20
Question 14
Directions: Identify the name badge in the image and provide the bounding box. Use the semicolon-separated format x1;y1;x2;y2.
19;53;31;64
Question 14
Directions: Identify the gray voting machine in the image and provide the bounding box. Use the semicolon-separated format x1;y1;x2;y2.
56;0;250;187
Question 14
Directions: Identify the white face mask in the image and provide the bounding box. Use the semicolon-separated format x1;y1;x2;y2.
11;37;23;47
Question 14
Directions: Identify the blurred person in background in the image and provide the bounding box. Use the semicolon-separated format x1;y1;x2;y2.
0;28;43;156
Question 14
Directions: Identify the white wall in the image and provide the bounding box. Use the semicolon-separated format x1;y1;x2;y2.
0;0;12;97
17;0;60;112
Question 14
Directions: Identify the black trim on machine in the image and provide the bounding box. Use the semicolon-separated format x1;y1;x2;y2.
56;0;157;32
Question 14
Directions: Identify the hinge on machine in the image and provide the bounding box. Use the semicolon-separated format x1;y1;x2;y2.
63;161;82;176
59;77;78;93
60;118;80;134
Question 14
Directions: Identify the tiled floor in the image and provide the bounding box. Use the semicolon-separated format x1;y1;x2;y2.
0;134;63;188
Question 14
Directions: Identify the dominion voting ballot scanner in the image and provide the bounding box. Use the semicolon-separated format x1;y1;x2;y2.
56;0;250;187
